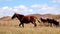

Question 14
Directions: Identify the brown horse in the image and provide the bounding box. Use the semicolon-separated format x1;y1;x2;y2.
11;13;40;27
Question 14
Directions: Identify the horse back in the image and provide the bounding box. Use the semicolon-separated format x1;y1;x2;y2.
30;16;37;19
22;16;31;21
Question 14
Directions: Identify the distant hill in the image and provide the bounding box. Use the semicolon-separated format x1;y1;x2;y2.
0;16;11;21
0;14;60;21
27;14;54;19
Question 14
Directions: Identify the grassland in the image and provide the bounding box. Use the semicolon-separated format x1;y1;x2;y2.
0;27;60;34
0;17;60;34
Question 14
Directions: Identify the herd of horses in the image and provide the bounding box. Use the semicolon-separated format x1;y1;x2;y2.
11;13;60;27
40;18;59;27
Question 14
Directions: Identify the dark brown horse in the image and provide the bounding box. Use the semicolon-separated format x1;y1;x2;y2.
40;18;47;23
11;13;40;27
47;18;59;27
40;18;59;27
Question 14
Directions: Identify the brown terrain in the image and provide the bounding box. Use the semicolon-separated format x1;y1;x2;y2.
0;14;60;27
0;14;60;34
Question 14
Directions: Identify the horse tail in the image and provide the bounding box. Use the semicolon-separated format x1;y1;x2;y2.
37;19;41;23
35;18;41;23
31;16;41;23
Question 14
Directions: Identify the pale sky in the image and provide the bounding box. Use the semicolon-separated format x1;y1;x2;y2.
0;0;60;17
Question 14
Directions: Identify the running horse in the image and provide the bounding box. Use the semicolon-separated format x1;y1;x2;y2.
40;18;47;23
11;13;40;27
40;18;59;27
47;18;59;27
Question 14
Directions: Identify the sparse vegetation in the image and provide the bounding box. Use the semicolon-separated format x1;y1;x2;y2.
0;27;60;34
0;14;60;34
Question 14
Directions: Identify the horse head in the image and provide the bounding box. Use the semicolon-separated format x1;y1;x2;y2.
40;18;42;19
11;13;24;20
11;13;17;19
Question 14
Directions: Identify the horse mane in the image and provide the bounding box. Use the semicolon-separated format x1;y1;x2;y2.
15;13;24;17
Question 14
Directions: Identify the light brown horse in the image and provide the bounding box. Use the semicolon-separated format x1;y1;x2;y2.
11;13;40;27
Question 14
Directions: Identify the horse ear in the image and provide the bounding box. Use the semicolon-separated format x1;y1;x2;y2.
40;17;42;19
15;13;16;14
14;12;17;14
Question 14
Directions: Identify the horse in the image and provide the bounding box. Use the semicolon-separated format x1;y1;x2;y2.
40;18;47;23
11;13;40;27
40;18;59;27
47;18;59;27
40;18;50;26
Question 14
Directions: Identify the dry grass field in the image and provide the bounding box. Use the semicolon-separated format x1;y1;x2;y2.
0;15;60;34
0;27;60;34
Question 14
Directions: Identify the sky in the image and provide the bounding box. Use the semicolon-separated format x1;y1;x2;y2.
0;0;60;18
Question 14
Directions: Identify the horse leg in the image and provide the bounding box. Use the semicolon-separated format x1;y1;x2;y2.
50;23;52;27
19;23;22;27
21;23;24;27
34;23;37;27
31;21;37;27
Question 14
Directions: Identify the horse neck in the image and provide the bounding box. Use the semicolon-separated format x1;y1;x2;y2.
16;15;22;20
16;15;24;21
41;18;43;20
